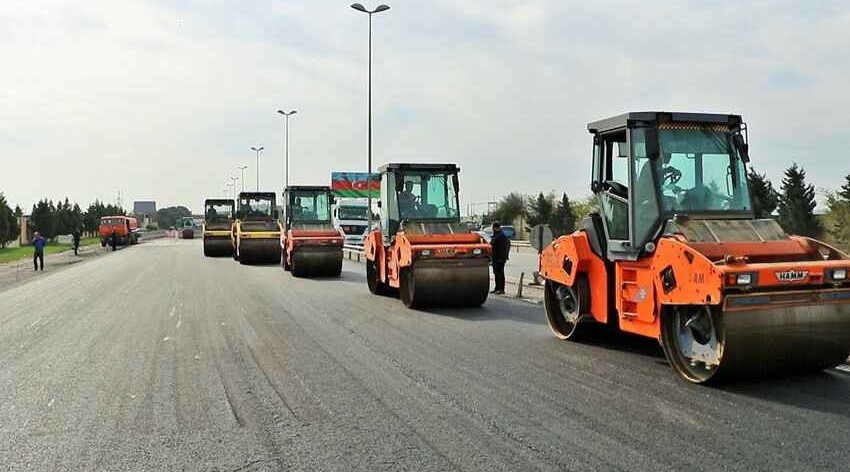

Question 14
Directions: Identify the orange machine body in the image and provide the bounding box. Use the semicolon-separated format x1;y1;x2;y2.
364;230;490;289
540;227;850;340
281;228;344;267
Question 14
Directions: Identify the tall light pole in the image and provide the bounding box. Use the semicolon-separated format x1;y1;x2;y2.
236;165;248;193
350;3;390;229
250;147;264;191
230;177;239;198
276;110;297;189
226;183;234;199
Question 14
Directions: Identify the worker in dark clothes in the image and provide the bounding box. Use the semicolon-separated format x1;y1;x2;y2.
110;229;118;251
72;228;81;256
32;231;46;271
490;222;510;294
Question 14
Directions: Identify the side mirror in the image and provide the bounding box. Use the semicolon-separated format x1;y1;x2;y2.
733;133;750;162
329;195;336;204
591;181;601;193
377;201;382;208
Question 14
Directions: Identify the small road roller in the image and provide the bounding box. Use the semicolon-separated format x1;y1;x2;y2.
539;111;850;383
231;192;282;264
364;163;491;308
281;186;344;277
203;198;235;257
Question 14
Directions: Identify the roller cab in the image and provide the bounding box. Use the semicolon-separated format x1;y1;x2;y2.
281;186;344;277
364;163;491;308
232;192;282;264
203;198;235;256
539;112;850;383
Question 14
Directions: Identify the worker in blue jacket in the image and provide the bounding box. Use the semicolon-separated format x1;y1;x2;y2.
32;231;46;271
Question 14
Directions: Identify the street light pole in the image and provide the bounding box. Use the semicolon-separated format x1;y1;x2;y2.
350;3;390;230
250;147;264;191
276;110;297;190
229;177;239;198
236;165;248;193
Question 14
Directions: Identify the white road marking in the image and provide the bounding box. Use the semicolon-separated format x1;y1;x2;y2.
836;364;850;373
168;306;176;317
176;314;183;330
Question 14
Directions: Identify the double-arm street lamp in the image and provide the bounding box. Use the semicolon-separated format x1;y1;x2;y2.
350;3;390;228
276;110;297;189
236;165;248;193
250;147;264;191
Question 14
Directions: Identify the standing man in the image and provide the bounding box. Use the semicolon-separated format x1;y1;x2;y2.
110;229;118;251
72;228;82;256
490;222;510;295
32;231;46;272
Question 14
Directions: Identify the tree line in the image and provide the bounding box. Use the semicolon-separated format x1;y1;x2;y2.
0;195;127;247
484;163;850;251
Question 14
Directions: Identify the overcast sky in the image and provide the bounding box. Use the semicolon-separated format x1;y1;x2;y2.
2;0;849;213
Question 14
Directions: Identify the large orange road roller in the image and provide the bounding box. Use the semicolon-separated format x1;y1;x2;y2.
203;198;235;256
231;192;282;264
539;111;850;383
364;163;491;308
281;186;344;277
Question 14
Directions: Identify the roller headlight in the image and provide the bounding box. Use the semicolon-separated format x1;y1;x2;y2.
472;248;483;256
419;249;431;257
830;268;847;281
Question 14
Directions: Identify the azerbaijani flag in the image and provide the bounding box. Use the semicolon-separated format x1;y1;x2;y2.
331;172;380;198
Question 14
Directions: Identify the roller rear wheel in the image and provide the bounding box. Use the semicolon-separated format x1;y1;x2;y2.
366;259;388;295
544;277;590;340
660;305;723;384
400;268;417;308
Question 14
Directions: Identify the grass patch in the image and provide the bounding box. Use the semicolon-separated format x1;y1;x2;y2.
0;237;101;264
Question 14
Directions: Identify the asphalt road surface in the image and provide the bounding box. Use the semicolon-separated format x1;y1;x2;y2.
1;238;849;471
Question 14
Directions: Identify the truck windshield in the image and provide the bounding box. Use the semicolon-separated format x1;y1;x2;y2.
338;206;367;220
239;197;274;218
205;203;234;221
290;191;331;223
656;127;752;213
397;172;460;220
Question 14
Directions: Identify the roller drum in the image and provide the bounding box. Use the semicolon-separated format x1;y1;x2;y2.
401;258;490;308
291;247;343;277
238;238;281;264
661;289;850;383
203;237;233;257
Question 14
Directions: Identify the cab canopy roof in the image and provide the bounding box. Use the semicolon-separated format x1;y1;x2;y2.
238;192;276;199
204;198;234;205
285;185;331;192
378;163;460;173
587;111;743;134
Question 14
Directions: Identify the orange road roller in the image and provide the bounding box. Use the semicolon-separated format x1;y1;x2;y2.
281;186;344;277
539;112;850;383
364;163;491;308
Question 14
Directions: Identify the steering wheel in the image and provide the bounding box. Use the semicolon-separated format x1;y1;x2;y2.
663;166;682;185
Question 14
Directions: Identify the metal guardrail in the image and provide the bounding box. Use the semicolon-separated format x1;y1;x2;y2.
343;244;365;262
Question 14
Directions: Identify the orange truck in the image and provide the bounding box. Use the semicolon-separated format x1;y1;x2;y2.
538;111;850;383
99;215;140;247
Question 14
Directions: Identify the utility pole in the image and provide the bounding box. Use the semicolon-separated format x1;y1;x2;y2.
250;147;264;191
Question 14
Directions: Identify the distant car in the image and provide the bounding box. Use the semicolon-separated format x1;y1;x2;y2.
478;225;515;241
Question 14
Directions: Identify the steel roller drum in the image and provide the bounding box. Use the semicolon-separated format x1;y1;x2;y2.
662;288;850;382
402;258;490;308
291;247;343;277
203;237;233;257
238;239;281;264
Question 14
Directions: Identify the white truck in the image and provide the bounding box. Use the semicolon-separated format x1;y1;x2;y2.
332;200;370;246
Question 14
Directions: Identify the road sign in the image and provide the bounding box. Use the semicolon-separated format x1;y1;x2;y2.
529;224;554;252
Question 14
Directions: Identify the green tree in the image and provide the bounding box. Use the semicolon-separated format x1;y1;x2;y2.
747;168;779;219
839;174;850;202
156;206;192;229
30;199;57;239
0;193;18;248
824;192;850;252
550;193;578;236
527;192;554;228
777;163;822;237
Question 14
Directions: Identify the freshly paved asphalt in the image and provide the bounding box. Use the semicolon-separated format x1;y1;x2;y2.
1;238;849;471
